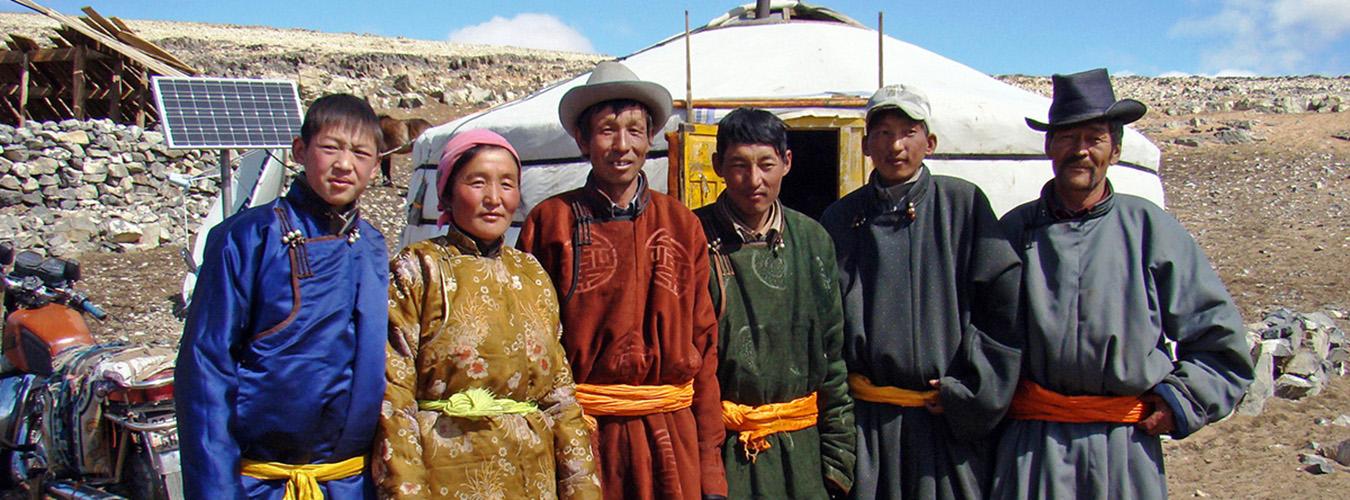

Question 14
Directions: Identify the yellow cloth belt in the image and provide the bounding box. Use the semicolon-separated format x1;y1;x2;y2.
848;373;938;407
574;380;695;430
418;387;538;418
721;392;819;462
1008;380;1150;424
239;455;365;500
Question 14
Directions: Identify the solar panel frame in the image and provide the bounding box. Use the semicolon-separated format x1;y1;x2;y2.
152;76;304;149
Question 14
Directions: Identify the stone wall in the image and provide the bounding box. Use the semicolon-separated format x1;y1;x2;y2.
0;120;218;257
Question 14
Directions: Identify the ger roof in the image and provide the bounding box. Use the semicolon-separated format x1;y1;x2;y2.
414;13;1160;176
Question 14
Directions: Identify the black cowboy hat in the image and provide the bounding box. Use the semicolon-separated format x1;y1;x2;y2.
1026;68;1146;131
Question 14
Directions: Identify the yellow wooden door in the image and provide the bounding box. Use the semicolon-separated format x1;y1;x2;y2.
668;116;866;210
671;122;723;210
780;116;869;198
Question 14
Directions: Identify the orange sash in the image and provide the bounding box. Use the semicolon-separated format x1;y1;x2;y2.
1008;380;1149;424
721;392;819;462
847;373;938;407
574;380;695;429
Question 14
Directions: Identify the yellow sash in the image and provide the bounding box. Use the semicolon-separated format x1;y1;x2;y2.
239;455;365;500
418;387;537;418
721;392;819;461
848;373;938;407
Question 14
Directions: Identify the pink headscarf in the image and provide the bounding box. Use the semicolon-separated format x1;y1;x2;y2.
436;129;521;226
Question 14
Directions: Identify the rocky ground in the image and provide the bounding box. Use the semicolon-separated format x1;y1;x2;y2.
4;11;1350;497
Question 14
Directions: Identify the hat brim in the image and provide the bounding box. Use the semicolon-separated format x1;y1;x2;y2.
1026;98;1147;131
865;102;929;125
559;80;673;139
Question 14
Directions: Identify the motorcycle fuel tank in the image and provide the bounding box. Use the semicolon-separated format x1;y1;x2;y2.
3;304;96;376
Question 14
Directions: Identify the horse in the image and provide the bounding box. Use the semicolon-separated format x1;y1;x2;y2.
378;115;433;186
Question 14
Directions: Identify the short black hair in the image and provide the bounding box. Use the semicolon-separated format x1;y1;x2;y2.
1046;120;1126;147
300;94;385;151
576;99;654;140
715;108;788;159
865;107;929;136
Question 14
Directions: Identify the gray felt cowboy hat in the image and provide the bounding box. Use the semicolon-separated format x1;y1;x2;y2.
558;61;673;139
1026;68;1146;131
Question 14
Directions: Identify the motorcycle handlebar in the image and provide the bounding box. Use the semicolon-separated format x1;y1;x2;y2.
80;300;108;321
4;273;107;320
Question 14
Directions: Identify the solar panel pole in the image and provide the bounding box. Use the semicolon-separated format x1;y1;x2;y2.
220;149;233;217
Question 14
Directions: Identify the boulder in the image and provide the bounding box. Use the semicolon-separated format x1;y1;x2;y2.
28;157;59;176
1283;350;1323;378
1300;453;1337;474
1274;374;1316;399
73;185;99;200
54;130;90;145
1334;439;1350;467
0;189;20;207
1235;341;1276;416
104;218;143;244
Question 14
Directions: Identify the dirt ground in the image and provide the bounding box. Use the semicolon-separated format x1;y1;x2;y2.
59;106;1350;495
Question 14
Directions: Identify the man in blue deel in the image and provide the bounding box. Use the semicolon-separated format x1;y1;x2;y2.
176;94;389;499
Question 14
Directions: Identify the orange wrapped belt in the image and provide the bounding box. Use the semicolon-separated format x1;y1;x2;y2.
721;392;818;462
1008;380;1149;424
574;380;695;429
847;373;937;407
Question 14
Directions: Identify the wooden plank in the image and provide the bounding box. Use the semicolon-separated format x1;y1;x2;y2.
0;48;108;65
17;51;28;126
1;90;20;124
108;17;133;33
109;56;122;121
672;97;868;109
78;15;118;38
71;45;86;119
116;31;197;74
80;7;124;37
11;0;185;76
8;35;39;51
135;67;147;127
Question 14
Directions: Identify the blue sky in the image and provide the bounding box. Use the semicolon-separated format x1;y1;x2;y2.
6;0;1348;76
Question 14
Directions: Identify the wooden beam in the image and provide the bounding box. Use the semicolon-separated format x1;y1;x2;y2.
1;84;58;98
109;56;122;121
71;45;86;119
0;47;108;65
8;35;39;51
109;17;133;33
16;51;27;126
11;0;186;77
115;31;197;74
80;7;123;38
672;97;868;109
135;67;148;128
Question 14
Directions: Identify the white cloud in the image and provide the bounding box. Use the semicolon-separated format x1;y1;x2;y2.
1170;0;1350;74
448;13;595;53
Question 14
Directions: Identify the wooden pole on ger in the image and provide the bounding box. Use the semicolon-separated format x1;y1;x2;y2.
878;11;885;88
685;10;692;117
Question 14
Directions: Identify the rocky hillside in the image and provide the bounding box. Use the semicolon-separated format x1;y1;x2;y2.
0;12;603;110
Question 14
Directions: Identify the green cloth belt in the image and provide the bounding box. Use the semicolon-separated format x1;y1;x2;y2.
418;387;537;418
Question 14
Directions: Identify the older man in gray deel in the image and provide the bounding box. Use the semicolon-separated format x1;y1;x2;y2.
991;68;1253;499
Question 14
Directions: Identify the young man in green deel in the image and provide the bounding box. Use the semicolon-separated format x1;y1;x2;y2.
694;107;855;499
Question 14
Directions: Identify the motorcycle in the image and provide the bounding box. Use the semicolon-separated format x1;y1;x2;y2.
0;243;182;499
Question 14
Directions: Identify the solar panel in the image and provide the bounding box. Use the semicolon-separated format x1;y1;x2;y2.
152;77;303;149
